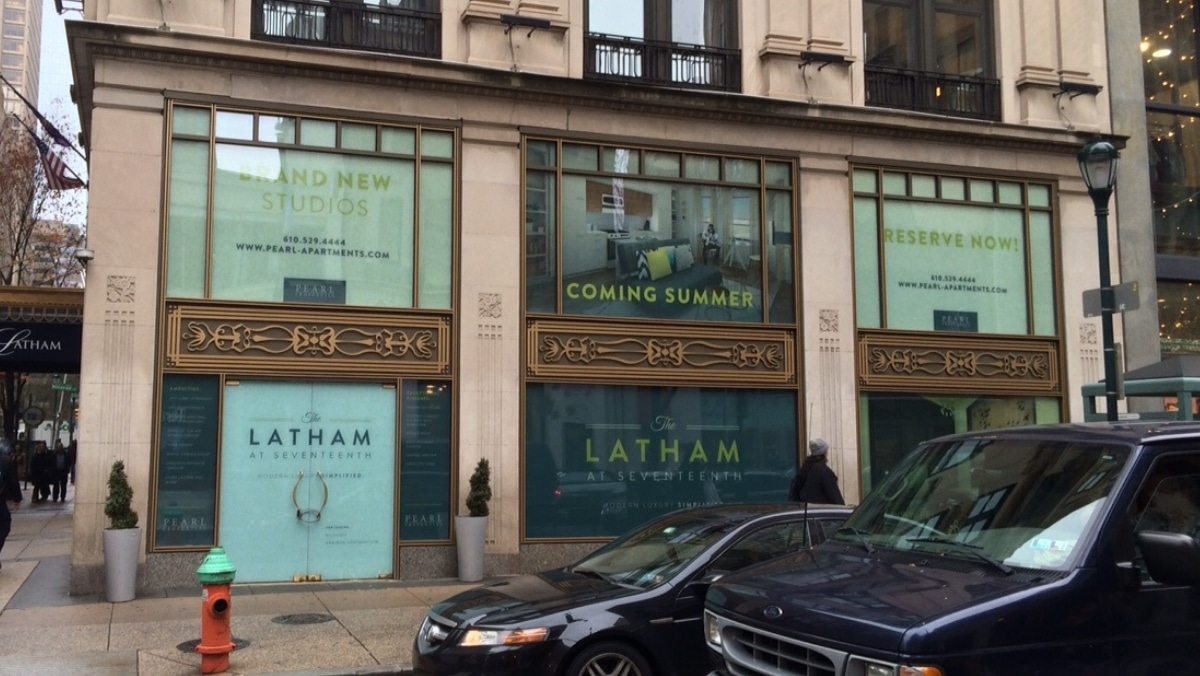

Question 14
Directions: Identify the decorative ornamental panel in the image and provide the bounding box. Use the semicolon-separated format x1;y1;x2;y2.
857;331;1061;394
528;319;795;386
165;303;451;376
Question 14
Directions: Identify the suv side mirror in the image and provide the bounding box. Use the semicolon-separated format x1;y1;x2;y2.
1137;531;1200;586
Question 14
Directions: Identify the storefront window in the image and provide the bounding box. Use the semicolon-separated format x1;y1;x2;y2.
525;140;797;324
1148;112;1200;257
525;384;798;539
1160;280;1200;354
858;393;1061;495
853;167;1056;336
166;103;455;309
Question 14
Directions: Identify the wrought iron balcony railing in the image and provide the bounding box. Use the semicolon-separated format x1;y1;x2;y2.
251;0;441;59
584;33;741;93
865;66;1000;121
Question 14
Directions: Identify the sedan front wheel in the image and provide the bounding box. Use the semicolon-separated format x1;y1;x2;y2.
565;640;653;676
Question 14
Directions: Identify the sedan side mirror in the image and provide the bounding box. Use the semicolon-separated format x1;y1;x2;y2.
1137;530;1200;586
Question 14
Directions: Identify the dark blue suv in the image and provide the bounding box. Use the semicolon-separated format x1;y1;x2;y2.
704;422;1200;676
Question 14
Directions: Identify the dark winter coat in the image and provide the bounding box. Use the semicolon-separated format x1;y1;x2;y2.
788;456;845;505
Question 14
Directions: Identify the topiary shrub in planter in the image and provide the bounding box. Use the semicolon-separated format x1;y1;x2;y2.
105;460;139;529
456;458;492;582
103;460;141;602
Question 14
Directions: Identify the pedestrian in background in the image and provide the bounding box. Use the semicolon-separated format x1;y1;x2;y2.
51;441;70;502
67;440;77;485
0;439;23;569
788;438;845;505
30;442;52;503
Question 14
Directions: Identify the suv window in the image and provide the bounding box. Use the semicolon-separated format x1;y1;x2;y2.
1129;453;1200;581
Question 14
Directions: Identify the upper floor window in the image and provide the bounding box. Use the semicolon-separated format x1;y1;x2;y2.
585;0;740;92
251;0;441;59
165;103;455;309
863;0;998;120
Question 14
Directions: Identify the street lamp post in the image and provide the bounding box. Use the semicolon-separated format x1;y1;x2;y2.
1078;138;1121;422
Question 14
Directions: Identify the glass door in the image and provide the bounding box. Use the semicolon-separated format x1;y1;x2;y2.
218;381;396;583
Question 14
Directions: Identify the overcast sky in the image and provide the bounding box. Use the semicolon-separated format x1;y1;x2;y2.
38;4;87;223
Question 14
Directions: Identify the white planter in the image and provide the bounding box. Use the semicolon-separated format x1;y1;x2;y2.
103;527;141;602
454;515;488;583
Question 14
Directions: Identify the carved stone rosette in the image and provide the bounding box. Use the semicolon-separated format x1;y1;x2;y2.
857;330;1061;394
165;302;451;376
528;319;796;386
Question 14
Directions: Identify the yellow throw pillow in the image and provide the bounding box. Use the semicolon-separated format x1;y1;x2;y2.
645;248;673;281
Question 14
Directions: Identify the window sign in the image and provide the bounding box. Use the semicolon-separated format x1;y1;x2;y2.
211;145;414;306
525;384;798;539
155;375;219;547
527;141;796;325
400;381;452;541
854;168;1054;336
166;103;454;310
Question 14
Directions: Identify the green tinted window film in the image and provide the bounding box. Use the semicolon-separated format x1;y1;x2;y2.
858;393;1061;494
911;174;937;198
422;130;454;158
766;162;792;187
173;106;211;136
603;147;640;173
969;179;994;203
685;154;720;180
400;381;452;541
882;200;1027;334
724;158;760;183
166;140;209;298
940;176;966;200
419;163;453;309
1030;211;1056;336
854;196;881;328
525;384;798;539
155;374;219;548
526;172;557;314
767;190;795;324
258;116;296;145
998;181;1022;205
563;144;598;171
645;151;681;177
882;172;907;195
1028;184;1051;208
527;140;556;167
381;127;416;155
341;123;377;152
215;111;254;141
853;169;878;193
301;119;337;148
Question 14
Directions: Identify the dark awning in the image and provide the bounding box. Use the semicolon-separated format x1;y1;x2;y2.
0;321;83;373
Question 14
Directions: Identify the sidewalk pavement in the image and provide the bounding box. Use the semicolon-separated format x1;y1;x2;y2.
0;483;480;676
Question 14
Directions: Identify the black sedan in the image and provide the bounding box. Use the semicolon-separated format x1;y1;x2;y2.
412;502;852;676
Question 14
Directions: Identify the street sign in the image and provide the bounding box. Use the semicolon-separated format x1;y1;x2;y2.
1083;281;1140;318
22;407;44;425
51;383;78;393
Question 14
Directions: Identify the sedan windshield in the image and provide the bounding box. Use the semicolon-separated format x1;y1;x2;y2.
572;510;745;588
839;438;1131;571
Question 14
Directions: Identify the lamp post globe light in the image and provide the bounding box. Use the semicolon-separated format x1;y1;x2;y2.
1077;138;1120;422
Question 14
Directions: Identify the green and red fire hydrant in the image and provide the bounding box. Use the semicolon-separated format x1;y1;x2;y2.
196;547;237;674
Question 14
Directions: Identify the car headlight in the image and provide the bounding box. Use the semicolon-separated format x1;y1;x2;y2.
459;627;550;647
852;659;943;676
704;612;722;647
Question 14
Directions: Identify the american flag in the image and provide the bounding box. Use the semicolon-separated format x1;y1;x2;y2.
26;130;86;191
